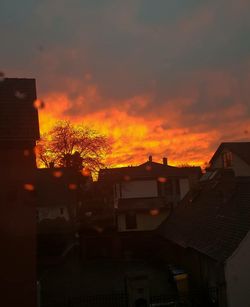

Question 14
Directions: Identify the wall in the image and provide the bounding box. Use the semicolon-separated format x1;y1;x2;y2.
225;230;250;307
185;250;227;307
212;151;250;176
117;210;169;232
155;238;227;306
115;178;190;201
0;145;37;307
179;178;190;199
0;78;39;307
38;206;69;221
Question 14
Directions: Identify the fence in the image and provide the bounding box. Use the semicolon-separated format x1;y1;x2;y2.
42;293;182;307
42;288;218;307
69;292;128;307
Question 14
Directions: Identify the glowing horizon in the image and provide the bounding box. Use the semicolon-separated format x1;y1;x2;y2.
37;93;220;169
2;0;250;169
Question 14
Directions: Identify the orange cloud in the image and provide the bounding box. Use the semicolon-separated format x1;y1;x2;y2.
37;68;250;170
38;94;219;168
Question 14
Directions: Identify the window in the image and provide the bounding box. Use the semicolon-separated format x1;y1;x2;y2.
121;180;157;198
165;179;173;195
222;151;233;168
125;212;137;229
175;179;180;195
60;208;64;215
157;181;164;196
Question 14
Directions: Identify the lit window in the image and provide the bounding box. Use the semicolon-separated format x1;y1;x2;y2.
222;151;233;168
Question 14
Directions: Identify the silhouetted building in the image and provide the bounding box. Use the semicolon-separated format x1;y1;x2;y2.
158;168;250;307
36;167;91;229
0;78;40;307
36;167;92;267
209;142;250;176
98;156;201;232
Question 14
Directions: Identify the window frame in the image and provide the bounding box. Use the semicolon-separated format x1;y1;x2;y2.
222;151;233;168
125;211;137;230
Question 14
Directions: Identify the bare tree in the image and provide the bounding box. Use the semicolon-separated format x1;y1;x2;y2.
36;121;111;173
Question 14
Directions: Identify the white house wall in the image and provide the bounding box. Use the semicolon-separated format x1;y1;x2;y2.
38;207;69;222
121;180;158;199
225;230;250;307
180;178;189;199
117;211;169;232
212;151;250;176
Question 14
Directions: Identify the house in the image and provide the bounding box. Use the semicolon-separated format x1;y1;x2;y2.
36;167;91;229
36;166;92;269
158;168;250;307
98;156;201;233
76;181;120;260
0;78;40;307
209;142;250;176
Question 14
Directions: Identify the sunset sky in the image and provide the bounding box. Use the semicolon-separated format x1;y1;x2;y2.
1;0;250;167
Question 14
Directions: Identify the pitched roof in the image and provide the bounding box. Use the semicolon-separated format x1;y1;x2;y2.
210;142;250;166
0;78;40;141
98;161;201;182
158;169;250;262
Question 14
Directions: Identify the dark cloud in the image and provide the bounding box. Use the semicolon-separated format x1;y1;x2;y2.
1;0;250;165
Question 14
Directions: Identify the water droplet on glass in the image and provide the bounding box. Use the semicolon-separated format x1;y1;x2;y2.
15;91;26;99
24;183;35;191
23;149;30;157
150;209;159;216
68;183;77;190
81;168;91;177
53;170;63;178
33;99;45;110
158;177;167;183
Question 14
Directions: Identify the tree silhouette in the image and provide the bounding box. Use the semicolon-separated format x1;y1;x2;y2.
37;121;111;173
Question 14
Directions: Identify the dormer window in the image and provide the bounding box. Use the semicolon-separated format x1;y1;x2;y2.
222;151;233;168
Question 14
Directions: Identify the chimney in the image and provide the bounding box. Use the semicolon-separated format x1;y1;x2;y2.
148;155;153;162
163;157;168;165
